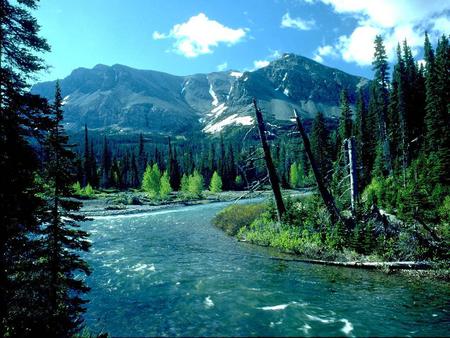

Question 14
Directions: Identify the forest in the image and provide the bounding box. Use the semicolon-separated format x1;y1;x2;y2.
1;0;449;336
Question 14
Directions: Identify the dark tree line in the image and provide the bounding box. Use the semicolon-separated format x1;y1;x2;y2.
1;1;91;336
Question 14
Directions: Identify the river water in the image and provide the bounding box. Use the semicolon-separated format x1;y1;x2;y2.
81;200;449;337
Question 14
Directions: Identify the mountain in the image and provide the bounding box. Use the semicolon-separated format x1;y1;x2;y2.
32;54;369;136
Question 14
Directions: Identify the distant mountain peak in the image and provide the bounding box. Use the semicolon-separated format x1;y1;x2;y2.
32;54;369;136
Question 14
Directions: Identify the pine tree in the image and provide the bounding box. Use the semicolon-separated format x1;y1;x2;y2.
40;82;91;335
354;89;369;187
337;89;353;147
188;170;204;197
372;35;392;176
83;124;92;186
138;133;147;180
1;0;52;334
289;162;299;188
101;136;111;187
310;112;332;185
160;171;172;199
142;163;161;198
209;171;223;193
180;174;190;195
168;138;181;190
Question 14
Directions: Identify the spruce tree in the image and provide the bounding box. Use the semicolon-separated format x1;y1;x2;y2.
160;171;172;199
337;89;353;147
83;124;91;186
310;112;332;185
289;162;299;188
39;82;91;336
354;88;369;188
209;171;223;193
101;136;111;187
1;0;51;334
168;138;181;190
372;35;392;176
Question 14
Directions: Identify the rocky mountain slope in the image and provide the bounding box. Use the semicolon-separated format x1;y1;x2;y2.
32;54;369;136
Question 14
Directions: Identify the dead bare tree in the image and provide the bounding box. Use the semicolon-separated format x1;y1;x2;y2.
293;109;343;224
253;99;286;221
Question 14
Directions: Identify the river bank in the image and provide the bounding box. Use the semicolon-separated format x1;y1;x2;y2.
212;200;450;279
78;189;311;217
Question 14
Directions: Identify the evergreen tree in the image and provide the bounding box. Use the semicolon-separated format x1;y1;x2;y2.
142;163;161;198
39;82;91;335
168;138;181;190
354;89;369;187
310;112;332;185
337;89;353;149
0;0;52;334
372;35;392;176
180;174;189;195
160;171;172;199
83;124;91;186
137;133;147;180
90;140;99;187
188;170;204;197
101;136;111;187
209;171;223;193
289;162;299;188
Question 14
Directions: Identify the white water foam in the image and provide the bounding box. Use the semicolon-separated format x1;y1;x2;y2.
131;263;155;273
299;323;311;334
260;304;289;311
306;314;335;324
340;319;354;335
259;301;302;311
204;296;214;308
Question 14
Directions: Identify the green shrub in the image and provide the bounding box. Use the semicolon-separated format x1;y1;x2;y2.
212;203;266;235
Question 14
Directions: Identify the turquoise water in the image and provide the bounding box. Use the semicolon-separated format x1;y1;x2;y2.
81;201;449;337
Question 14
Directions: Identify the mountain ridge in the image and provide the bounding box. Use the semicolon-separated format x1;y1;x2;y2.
32;54;370;136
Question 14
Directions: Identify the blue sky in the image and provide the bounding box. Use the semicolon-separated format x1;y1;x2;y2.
34;0;449;82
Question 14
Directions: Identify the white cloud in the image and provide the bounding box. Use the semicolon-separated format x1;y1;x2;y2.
153;13;247;57
281;12;316;31
253;60;270;70
311;0;450;66
313;44;338;63
217;62;228;71
313;54;324;63
152;31;167;40
269;49;282;59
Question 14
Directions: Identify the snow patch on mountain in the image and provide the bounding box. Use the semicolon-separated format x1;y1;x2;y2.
209;84;219;106
230;71;243;78
61;95;70;106
209;103;227;118
203;114;253;133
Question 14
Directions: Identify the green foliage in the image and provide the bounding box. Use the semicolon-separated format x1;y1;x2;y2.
238;219;326;258
72;181;83;195
289;162;299;188
188;170;204;197
142;163;161;198
160;171;172;199
310;111;332;184
209;171;223;193
234;175;244;189
212;203;266;235
83;183;95;197
180;174;189;195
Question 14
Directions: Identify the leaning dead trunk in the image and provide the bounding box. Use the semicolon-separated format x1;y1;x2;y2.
253;99;286;221
293;109;343;224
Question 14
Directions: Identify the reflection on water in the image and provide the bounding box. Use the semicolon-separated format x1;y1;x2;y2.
81;201;450;337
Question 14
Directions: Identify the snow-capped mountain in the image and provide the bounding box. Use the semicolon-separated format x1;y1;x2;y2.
32;53;369;136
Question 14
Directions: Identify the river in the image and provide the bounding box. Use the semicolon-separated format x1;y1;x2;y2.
81;200;449;337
